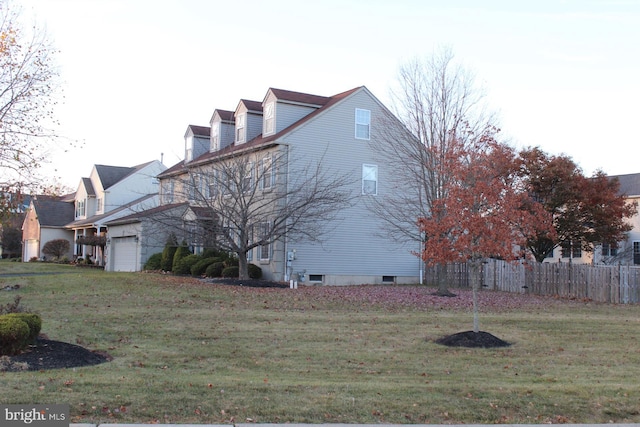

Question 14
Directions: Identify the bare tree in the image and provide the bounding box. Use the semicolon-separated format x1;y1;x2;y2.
370;46;497;295
157;145;354;279
0;1;61;215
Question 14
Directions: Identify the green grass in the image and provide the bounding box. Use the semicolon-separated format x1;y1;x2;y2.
1;261;639;424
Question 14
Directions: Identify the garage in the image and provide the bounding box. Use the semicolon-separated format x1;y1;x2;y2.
110;236;138;272
23;240;40;261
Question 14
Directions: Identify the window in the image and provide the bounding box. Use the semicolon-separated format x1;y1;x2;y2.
260;155;274;189
75;199;86;217
634;242;640;265
97;198;103;213
362;164;378;195
308;274;323;282
355;108;371;140
561;240;582;259
601;242;618;257
211;122;220;151
258;222;270;260
207;170;218;198
236;113;245;142
242;162;254;191
264;102;274;135
162;180;174;204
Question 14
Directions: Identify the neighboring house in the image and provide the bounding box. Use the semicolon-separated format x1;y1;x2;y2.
22;194;75;261
543;172;640;265
156;86;421;285
65;161;167;265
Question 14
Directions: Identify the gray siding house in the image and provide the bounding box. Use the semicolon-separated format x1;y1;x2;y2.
158;86;420;285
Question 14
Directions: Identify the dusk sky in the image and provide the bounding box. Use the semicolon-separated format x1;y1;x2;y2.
19;0;640;189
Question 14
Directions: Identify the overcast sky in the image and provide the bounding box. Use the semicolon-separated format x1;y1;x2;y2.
19;0;640;189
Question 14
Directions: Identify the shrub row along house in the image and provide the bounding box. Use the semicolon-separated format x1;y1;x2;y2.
103;86;422;284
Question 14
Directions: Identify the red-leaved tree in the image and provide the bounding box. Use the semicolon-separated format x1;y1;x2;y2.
418;130;553;332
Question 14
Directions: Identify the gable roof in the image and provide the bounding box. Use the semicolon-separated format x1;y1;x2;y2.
159;86;363;178
186;125;210;137
104;202;189;226
31;195;75;227
94;161;155;190
611;173;640;197
81;178;95;197
238;99;263;113
65;194;158;228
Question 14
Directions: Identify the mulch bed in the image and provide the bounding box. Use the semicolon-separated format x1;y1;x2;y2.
2;338;111;372
435;330;511;348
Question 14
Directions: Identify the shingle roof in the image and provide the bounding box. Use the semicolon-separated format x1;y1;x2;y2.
81;177;95;197
32;195;75;227
159;86;363;179
268;88;331;106
239;99;263;113
104;202;189;226
94;162;154;190
188;125;210;137
611;173;640;197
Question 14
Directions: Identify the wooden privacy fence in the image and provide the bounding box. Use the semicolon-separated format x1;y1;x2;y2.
424;260;640;304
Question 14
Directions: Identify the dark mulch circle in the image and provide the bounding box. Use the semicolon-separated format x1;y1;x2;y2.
435;330;511;348
2;338;111;372
206;278;289;288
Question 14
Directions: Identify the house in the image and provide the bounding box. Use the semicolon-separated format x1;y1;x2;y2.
21;160;166;265
22;194;75;261
543;172;640;265
65;161;167;265
155;86;422;285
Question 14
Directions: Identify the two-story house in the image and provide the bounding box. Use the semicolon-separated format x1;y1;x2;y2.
155;86;421;285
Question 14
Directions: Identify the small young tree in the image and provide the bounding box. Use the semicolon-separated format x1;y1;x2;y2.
418;131;552;333
42;239;70;260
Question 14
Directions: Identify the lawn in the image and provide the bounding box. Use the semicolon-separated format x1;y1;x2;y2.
1;261;639;424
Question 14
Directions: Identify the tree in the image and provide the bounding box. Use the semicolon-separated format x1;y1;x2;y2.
0;224;21;258
0;1;61;215
42;239;70;260
418;133;551;333
161;146;353;280
518;147;637;262
370;46;497;295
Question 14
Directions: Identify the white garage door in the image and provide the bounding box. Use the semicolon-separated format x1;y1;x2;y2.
111;236;138;272
24;240;39;261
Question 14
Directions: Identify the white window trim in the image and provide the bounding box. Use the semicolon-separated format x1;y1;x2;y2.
264;102;275;135
236;113;245;143
362;163;378;195
355;108;371;140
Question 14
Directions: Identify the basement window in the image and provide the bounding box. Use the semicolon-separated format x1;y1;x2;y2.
308;274;323;282
382;276;395;283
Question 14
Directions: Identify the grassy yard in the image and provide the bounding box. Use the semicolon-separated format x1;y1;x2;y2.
1;261;639;424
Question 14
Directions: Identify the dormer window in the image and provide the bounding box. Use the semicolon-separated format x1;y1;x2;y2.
264;102;274;135
236;113;245;143
211;122;220;151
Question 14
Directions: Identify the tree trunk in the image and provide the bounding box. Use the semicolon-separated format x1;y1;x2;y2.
238;252;249;280
470;260;481;333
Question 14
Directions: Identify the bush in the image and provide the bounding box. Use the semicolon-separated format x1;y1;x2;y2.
173;254;201;275
205;262;225;278
160;233;178;271
0;317;30;356
42;238;70;260
224;257;239;267
191;257;220;277
3;313;41;343
221;266;239;278
248;263;263;279
172;241;191;272
144;252;163;270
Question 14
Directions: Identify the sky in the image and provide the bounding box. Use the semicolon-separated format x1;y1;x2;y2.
17;0;640;190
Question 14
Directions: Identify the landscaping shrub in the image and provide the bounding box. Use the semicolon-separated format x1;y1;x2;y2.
224;257;239;267
191;257;220;277
221;266;239;278
0;317;30;356
42;239;71;260
172;241;191;272
160;233;178;271
144;252;163;270
205;261;225;278
248;263;263;279
173;254;201;275
3;313;41;343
